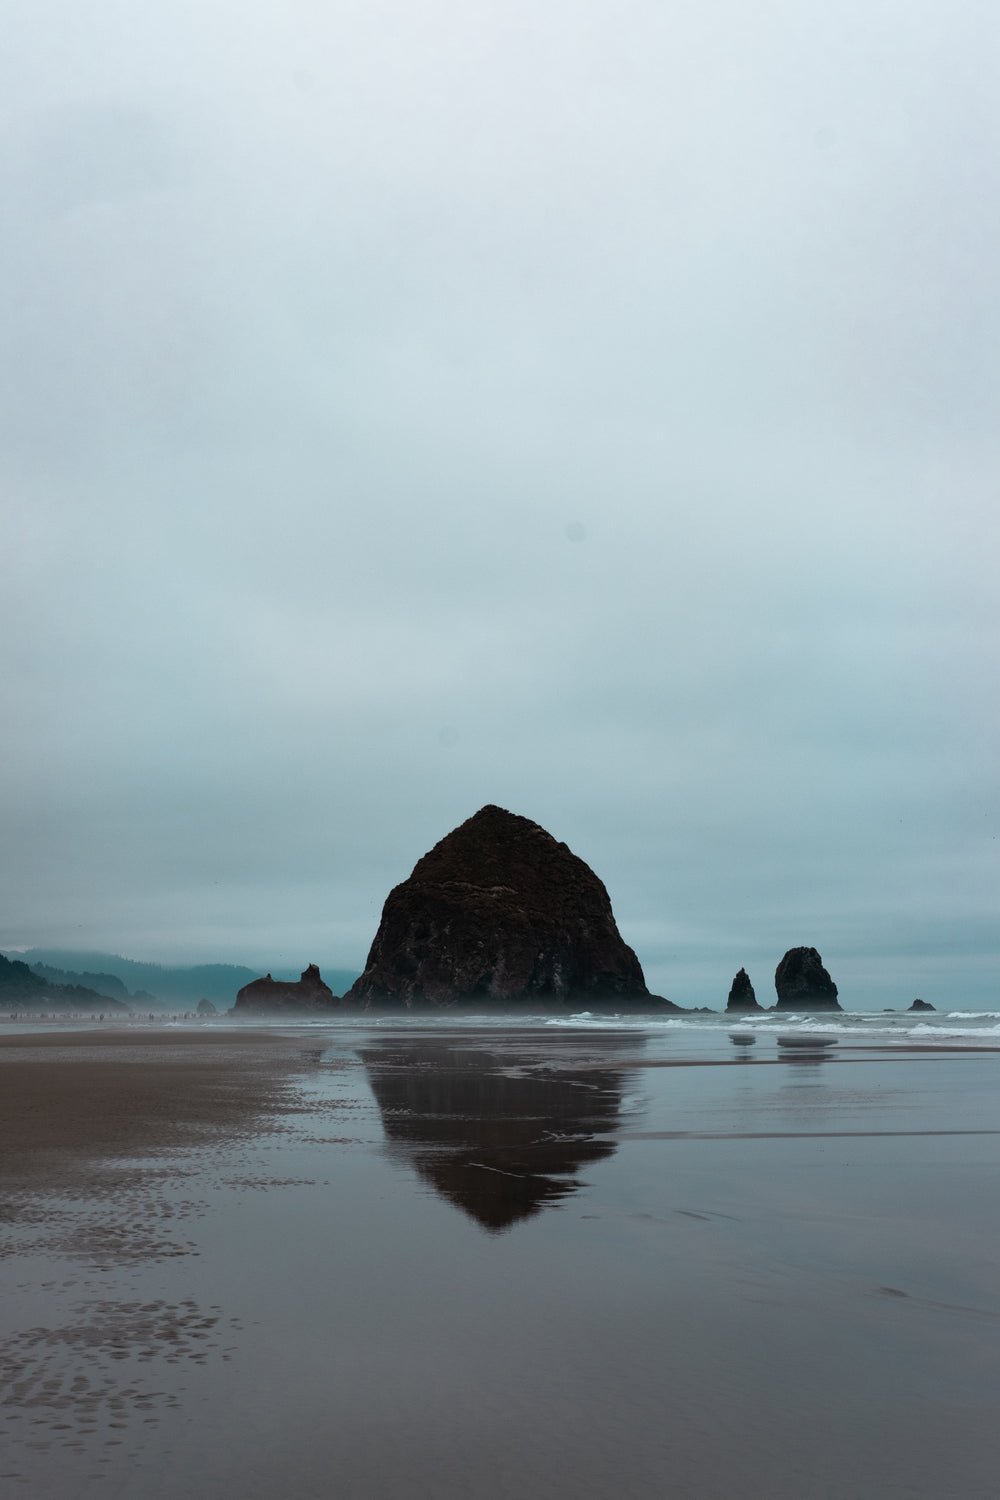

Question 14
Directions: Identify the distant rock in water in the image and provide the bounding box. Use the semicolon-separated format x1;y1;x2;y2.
774;947;841;1011
233;964;337;1014
345;805;675;1011
197;998;218;1016
726;968;763;1012
909;998;935;1012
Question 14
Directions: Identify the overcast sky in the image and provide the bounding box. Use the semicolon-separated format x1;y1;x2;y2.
2;0;997;1007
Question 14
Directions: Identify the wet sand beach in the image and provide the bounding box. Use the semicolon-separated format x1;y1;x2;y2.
1;1018;999;1498
0;1028;310;1159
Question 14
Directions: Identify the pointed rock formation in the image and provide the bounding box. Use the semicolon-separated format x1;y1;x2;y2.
774;947;841;1010
909;998;935;1012
726;967;763;1012
345;805;673;1010
233;963;337;1014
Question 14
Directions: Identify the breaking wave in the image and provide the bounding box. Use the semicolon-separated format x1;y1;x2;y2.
550;1011;1000;1043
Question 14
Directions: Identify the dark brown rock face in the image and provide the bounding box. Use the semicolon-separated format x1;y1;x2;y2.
233;964;337;1014
345;805;665;1010
909;998;935;1012
726;967;763;1012
774;947;841;1010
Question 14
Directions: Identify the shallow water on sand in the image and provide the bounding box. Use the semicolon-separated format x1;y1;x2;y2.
2;1018;999;1498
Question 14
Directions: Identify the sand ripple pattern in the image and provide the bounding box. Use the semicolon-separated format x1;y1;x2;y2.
0;1297;240;1481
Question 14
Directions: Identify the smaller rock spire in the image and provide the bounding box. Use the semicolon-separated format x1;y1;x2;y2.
726;968;763;1012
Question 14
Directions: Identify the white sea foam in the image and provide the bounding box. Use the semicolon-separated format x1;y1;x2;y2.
911;1021;1000;1038
547;1010;1000;1043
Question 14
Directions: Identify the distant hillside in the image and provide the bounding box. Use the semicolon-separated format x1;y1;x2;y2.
0;953;128;1011
21;951;361;1010
30;964;130;1000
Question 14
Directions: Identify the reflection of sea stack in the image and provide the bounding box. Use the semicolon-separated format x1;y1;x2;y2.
233;964;336;1013
346;805;672;1010
726;968;763;1012
361;1036;629;1231
774;948;841;1010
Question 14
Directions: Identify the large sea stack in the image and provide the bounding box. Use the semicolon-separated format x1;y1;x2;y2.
726;968;763;1012
345;805;672;1011
233;964;337;1014
774;947;841;1010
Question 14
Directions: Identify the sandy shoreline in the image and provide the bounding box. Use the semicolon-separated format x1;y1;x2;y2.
2;1024;996;1175
2;1023;999;1498
0;1029;315;1186
0;1027;291;1048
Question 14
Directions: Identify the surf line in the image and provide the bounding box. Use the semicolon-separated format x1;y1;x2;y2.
619;1128;1000;1140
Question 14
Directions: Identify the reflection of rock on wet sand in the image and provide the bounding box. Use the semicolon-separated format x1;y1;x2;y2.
361;1034;636;1232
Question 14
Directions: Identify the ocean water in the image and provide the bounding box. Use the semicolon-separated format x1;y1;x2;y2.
2;1013;999;1498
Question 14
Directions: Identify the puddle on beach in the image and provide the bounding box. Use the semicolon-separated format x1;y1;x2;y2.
1;1024;999;1498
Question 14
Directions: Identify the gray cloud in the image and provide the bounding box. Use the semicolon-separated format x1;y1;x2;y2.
1;0;997;1006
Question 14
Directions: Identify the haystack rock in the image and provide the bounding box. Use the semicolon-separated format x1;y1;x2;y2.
345;805;675;1011
774;947;841;1010
233;964;337;1014
726;968;763;1012
909;998;935;1012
